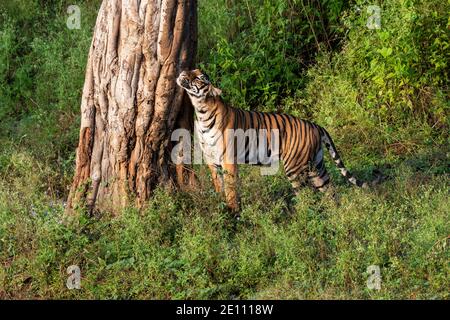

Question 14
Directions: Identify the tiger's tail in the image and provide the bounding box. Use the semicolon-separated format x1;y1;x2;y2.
319;127;371;188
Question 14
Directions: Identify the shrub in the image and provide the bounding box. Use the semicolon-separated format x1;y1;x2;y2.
199;0;349;110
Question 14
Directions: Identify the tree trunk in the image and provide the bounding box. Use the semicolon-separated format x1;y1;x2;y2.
67;0;197;215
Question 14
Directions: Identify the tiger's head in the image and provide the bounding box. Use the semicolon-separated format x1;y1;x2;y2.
177;69;222;99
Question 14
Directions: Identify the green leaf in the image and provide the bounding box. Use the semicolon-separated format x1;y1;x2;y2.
378;47;393;58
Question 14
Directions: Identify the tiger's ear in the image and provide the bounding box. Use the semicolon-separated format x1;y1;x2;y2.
210;86;222;97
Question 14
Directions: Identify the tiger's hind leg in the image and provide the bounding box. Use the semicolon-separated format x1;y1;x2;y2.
286;166;309;197
308;148;331;192
309;148;341;205
289;177;302;196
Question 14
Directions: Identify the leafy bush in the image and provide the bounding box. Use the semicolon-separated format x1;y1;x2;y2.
199;0;348;110
0;1;100;195
340;0;449;125
282;0;449;161
0;18;15;121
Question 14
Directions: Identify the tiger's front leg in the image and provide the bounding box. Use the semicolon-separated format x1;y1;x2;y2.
208;164;223;193
222;162;240;213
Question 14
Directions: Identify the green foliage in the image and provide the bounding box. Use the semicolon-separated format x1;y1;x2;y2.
199;0;348;110
0;0;448;299
1;158;448;299
282;0;449;161
0;17;15;120
0;0;99;180
341;0;449;125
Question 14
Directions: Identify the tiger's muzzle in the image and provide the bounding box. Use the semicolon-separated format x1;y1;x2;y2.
176;71;190;90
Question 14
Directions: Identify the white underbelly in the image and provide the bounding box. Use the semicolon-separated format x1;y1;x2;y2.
195;121;224;165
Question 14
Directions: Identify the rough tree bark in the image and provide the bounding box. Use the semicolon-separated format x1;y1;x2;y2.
67;0;197;214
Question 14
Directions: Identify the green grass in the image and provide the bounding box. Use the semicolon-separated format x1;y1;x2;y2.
0;0;449;299
0;147;448;299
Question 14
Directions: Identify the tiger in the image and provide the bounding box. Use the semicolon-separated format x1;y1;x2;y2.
176;69;374;212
